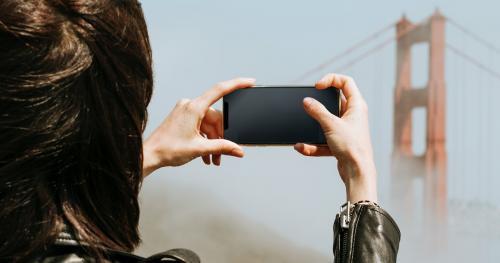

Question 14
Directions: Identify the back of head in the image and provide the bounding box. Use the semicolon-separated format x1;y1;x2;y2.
0;0;153;261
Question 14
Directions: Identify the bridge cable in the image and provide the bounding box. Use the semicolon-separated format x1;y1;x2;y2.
446;43;500;81
335;21;430;72
486;50;493;202
447;17;500;55
294;18;435;83
292;22;395;83
334;34;395;73
458;39;466;201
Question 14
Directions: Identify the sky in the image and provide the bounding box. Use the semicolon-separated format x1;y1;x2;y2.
136;1;500;262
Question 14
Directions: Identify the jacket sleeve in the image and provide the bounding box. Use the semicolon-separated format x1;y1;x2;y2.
333;204;401;263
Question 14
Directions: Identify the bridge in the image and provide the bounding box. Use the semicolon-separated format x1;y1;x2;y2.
293;10;500;229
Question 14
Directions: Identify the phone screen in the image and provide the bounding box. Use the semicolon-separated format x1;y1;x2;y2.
223;86;340;145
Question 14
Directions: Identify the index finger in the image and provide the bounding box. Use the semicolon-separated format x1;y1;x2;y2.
315;73;361;101
195;78;256;109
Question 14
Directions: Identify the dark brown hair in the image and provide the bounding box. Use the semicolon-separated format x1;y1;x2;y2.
0;0;153;261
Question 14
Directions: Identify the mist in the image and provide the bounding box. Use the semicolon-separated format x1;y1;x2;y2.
137;181;330;262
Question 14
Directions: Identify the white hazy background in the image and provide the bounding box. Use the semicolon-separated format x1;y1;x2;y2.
136;0;500;262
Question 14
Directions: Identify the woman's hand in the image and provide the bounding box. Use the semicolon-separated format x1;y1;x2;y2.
142;78;256;177
294;73;377;203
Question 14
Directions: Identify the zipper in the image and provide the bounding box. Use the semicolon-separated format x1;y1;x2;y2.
338;201;353;263
340;228;348;263
336;201;378;263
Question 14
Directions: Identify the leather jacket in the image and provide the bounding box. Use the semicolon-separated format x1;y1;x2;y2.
333;203;401;263
32;230;201;263
33;203;400;263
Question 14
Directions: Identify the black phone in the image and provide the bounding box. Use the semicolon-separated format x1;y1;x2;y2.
223;85;340;145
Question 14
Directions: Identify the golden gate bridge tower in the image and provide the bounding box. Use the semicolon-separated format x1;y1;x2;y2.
391;11;447;223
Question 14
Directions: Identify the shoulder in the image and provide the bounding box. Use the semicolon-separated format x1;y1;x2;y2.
32;231;200;263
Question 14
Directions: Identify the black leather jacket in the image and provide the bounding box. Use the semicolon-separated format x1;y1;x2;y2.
33;203;400;263
333;203;400;263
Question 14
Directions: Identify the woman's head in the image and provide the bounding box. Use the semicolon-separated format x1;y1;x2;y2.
0;0;152;261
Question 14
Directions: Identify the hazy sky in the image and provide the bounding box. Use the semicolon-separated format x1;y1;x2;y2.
137;1;500;262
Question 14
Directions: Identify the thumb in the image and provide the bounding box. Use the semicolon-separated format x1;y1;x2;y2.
303;97;339;130
200;139;244;158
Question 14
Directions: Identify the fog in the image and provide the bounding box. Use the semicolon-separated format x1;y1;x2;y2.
137;182;329;262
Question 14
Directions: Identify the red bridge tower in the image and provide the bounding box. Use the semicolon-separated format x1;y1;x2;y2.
392;11;447;222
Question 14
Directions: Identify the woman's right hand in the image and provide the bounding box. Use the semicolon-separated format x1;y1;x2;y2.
294;73;378;203
142;78;255;177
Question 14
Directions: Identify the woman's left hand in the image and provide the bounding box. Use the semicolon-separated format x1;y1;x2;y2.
142;78;255;177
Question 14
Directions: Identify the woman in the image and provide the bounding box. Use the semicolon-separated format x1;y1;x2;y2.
0;0;400;262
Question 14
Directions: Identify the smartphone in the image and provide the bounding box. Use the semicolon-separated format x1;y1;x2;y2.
223;85;340;145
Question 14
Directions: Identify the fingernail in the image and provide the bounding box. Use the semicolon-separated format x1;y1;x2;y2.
303;97;314;106
231;148;244;157
244;78;256;83
294;143;303;150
